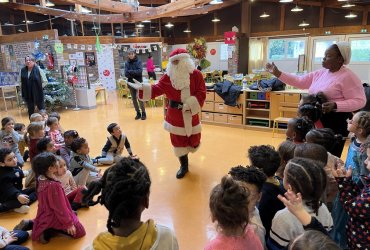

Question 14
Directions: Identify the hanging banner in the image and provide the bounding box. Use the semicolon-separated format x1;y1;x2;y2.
73;44;78;49
97;45;116;90
87;45;93;51
224;31;236;44
67;44;72;49
81;45;86;50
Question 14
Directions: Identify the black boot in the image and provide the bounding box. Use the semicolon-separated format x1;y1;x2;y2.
141;112;147;120
135;112;141;120
176;154;189;179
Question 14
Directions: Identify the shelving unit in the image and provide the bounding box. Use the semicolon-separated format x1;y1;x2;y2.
201;89;307;130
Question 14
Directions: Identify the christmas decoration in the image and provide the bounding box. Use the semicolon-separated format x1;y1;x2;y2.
43;82;71;111
186;37;211;70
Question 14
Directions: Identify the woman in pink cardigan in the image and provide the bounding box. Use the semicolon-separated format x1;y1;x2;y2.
147;54;156;80
266;42;366;157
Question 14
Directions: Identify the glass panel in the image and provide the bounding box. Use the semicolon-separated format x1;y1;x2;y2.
314;40;336;63
350;40;370;62
268;39;285;60
286;40;305;59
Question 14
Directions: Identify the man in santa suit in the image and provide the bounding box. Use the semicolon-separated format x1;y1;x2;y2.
127;48;206;179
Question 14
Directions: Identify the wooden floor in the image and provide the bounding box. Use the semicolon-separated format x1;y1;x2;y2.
0;92;347;250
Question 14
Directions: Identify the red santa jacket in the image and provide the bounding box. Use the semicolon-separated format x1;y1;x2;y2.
139;70;206;137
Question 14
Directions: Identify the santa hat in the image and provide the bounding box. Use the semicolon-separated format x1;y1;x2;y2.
169;48;190;62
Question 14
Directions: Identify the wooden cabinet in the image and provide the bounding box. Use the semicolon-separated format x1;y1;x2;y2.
270;92;301;121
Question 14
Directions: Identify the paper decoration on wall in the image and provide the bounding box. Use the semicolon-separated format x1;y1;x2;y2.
87;45;93;51
136;49;140;54
97;45;116;90
148;48;152;53
103;70;110;76
224;31;236;44
141;49;146;53
153;45;157;51
54;43;64;54
81;45;86;50
210;49;216;55
1;45;4;53
73;44;78;49
75;52;84;59
123;47;127;52
96;36;102;53
85;52;96;66
67;44;72;49
27;43;32;52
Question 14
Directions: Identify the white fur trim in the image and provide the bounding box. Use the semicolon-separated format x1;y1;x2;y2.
169;53;190;62
173;145;200;157
163;121;202;136
184;96;201;115
140;83;152;101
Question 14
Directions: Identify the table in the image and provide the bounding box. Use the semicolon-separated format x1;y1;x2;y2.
95;86;107;104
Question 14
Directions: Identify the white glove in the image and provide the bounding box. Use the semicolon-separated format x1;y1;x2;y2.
127;79;143;90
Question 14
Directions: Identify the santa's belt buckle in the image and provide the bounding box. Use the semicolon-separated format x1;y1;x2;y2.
169;100;183;110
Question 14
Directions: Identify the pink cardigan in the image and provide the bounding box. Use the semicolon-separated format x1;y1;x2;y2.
279;66;366;112
147;58;155;72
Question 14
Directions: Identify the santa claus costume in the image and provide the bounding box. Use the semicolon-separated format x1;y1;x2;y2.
129;48;206;178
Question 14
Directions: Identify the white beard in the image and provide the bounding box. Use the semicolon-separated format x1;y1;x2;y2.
166;58;195;90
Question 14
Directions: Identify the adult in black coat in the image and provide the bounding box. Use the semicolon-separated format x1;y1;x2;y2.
125;49;146;120
20;55;47;117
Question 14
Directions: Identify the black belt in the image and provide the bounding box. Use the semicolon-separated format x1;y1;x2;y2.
169;100;183;110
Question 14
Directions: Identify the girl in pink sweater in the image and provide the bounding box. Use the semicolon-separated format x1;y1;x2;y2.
147;54;156;80
205;176;263;250
16;152;86;244
266;42;366;157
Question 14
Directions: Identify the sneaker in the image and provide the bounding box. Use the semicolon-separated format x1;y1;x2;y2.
14;219;33;231
13;205;30;214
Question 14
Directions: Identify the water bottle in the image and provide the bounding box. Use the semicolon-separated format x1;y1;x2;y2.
242;77;248;90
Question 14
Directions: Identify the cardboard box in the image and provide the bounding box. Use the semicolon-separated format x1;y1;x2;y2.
214;102;227;113
205;91;215;101
214;113;228;123
202;101;214;112
228;115;243;125
257;92;266;100
202;112;214;121
265;92;271;100
249;92;258;99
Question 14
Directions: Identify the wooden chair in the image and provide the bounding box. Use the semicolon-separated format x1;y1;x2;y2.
0;86;19;111
95;86;107;104
272;102;299;137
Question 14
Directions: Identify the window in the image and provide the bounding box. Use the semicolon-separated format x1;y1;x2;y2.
350;39;370;62
314;40;336;63
268;39;305;60
220;44;228;61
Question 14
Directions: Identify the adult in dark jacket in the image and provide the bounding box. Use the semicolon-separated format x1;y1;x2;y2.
125;49;146;120
20;55;47;117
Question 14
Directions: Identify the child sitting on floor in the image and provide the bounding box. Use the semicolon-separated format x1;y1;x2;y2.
84;157;179;250
286;117;313;144
0;225;29;250
70;137;101;186
205;176;263;250
0;117;23;166
46;117;65;152
29;113;43;123
54;156;86;211
96;123;137;165
14;123;27;158
229;165;267;247
276;140;296;180
0;148;37;214
59;130;79;169
14;152;86;244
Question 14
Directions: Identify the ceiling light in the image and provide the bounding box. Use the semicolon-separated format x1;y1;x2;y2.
80;7;92;13
136;23;144;28
116;30;121;34
342;3;355;7
17;29;24;33
260;12;270;18
183;28;191;33
291;4;303;12
0;0;9;3
45;0;55;7
345;12;357;18
22;20;33;24
212;17;220;22
165;22;174;28
298;20;309;27
142;20;151;23
91;25;100;30
209;0;223;5
4;22;14;26
337;0;347;1
279;0;293;2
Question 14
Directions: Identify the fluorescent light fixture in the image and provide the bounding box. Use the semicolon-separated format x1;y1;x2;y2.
116;30;121;34
209;0;223;5
142;20;151;23
345;12;357;18
22;20;33;24
183;28;191;33
45;1;55;7
260;12;270;18
4;22;14;26
17;29;24;33
80;7;92;13
298;20;309;27
212;17;220;22
342;3;355;7
165;22;174;28
279;0;293;2
291;4;303;12
0;0;10;3
136;23;144;28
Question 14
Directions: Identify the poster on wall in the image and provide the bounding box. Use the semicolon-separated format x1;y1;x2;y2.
67;44;72;49
97;46;116;90
81;45;86;50
85;52;96;66
73;44;78;49
87;45;93;51
1;45;4;53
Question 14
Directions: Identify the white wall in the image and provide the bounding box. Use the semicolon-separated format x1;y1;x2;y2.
171;42;228;71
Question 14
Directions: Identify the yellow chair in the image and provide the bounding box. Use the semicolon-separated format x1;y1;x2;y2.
272;102;299;137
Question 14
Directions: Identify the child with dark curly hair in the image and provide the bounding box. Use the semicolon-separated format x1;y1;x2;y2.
286;117;314;143
205;176;263;250
84;157;178;250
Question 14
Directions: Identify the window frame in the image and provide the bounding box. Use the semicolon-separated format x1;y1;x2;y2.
267;37;307;61
347;36;370;64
